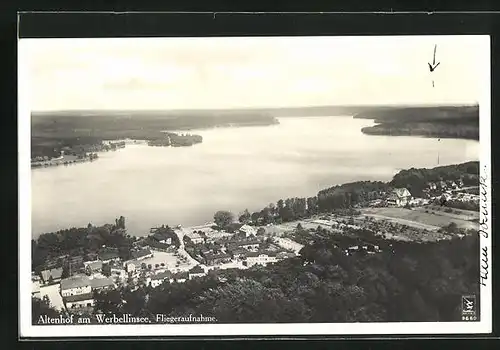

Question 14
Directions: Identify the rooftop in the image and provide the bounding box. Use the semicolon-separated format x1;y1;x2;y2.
174;271;189;279
391;188;411;198
90;277;115;289
98;250;120;261
132;249;153;259
151;271;173;281
40;268;63;282
85;260;103;270
64;293;94;303
189;265;205;274
60;275;91;290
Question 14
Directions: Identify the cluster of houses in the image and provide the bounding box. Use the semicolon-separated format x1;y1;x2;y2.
187;233;299;269
33;220;307;314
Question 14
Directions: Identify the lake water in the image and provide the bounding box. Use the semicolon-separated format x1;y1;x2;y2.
31;116;479;238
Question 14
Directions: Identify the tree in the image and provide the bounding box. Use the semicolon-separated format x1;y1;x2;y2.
32;297;60;323
102;263;112;277
239;209;251;224
61;263;70;279
214;211;234;229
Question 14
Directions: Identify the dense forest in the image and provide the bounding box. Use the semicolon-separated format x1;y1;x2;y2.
354;105;479;140
31;216;134;273
242;161;478;226
31;112;279;140
390;161;479;197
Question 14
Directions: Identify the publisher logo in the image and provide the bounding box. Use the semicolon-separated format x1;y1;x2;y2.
461;295;477;321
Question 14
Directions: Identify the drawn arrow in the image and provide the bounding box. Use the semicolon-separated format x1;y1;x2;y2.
428;44;440;72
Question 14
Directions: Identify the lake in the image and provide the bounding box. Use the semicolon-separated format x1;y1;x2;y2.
31;116;479;238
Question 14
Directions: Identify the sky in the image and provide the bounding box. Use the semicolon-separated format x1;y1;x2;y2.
20;35;489;111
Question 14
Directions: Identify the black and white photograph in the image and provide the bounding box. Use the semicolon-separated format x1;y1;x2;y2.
18;34;491;337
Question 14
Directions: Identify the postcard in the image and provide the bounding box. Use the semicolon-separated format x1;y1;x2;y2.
18;33;492;337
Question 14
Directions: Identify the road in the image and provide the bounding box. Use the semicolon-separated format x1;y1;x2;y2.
362;213;440;231
39;284;66;312
173;228;207;271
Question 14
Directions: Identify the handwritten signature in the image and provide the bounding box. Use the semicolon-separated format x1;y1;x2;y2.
478;165;488;238
478;164;489;287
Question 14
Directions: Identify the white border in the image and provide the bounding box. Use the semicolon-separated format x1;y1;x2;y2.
18;35;492;338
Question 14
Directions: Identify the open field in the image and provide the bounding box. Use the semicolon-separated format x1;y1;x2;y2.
136;250;195;272
360;207;478;231
420;205;479;221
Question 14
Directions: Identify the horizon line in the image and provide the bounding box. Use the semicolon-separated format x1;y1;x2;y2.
31;102;480;114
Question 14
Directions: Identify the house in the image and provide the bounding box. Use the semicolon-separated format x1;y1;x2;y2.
125;261;138;273
90;277;115;291
40;267;63;284
276;251;296;260
60;275;92;297
64;293;94;311
132;248;153;261
275;237;304;253
229;247;248;260
150;271;173;288
203;252;232;266
185;231;204;244
245;252;277;267
151;226;177;245
84;260;103;274
229;239;261;251
188;265;206;280
387;188;412;207
98;250;120;264
173;271;189;283
239;224;256;238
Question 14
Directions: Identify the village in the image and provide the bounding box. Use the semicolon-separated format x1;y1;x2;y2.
32;177;479;316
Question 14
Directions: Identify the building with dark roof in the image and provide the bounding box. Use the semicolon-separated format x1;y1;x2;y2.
173;271;189;283
40;268;63;284
131;248;153;261
64;292;94;311
150;271;173;288
98;250;120;263
90;277;115;291
203;252;232;266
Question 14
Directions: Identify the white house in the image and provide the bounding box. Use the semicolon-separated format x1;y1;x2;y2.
239;224;256;238
60;275;94;311
387;188;412;207
60;275;92;297
64;294;95;311
186;231;204;244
